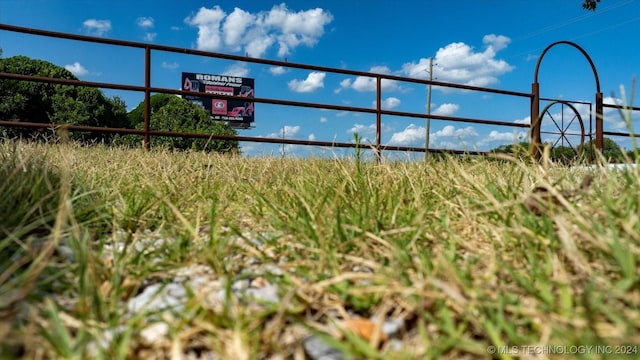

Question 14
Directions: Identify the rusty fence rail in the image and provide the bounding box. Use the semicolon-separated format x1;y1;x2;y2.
602;103;640;140
4;23;636;160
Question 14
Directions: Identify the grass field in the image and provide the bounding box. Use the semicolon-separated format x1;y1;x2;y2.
1;138;639;359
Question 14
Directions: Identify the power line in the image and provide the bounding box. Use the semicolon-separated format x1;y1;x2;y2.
509;0;636;60
515;0;633;42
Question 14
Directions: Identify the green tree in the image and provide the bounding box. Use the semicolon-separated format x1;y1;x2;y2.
127;93;176;129
49;86;128;143
550;145;578;164
490;141;582;164
128;94;239;153
578;137;625;163
0;55;128;142
491;141;530;157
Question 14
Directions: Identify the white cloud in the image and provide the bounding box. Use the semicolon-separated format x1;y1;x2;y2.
185;6;226;51
280;125;300;138
185;4;332;58
369;65;391;75
83;19;111;36
320;116;328;123
137;17;154;29
268;125;301;138
401;34;513;88
514;116;530;124
65;62;88;76
383;97;401;109
347;123;377;135
269;66;286;75
136;17;155;43
263;4;334;57
374;97;401;110
433;125;478;139
245;33;275;58
224;62;250;77
284;125;300;137
351;76;380;91
346;123;392;145
339;78;352;88
478;130;527;146
162;61;179;70
339;65;400;92
433;103;459;116
483;34;510;51
431;125;479;149
222;7;255;52
288;71;325;92
603;96;626;118
386;124;488;148
602;96;628;128
308;133;316;141
144;33;157;41
603;96;620;106
388;124;425;146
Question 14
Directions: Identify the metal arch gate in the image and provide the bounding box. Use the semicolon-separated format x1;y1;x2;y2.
538;100;586;161
531;41;603;159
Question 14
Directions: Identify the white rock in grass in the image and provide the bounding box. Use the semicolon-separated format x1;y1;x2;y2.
258;263;284;276
245;284;279;304
87;325;125;357
127;283;186;314
386;338;404;351
303;335;349;360
351;265;373;273
232;279;250;292
139;322;170;346
56;244;75;262
380;317;404;337
190;275;213;289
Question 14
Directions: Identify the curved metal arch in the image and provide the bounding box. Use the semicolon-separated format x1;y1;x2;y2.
533;40;601;93
531;40;603;159
536;100;586;149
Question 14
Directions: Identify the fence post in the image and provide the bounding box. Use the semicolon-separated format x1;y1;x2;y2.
531;82;540;159
595;91;603;151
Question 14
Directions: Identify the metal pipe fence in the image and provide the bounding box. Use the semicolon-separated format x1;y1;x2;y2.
2;23;636;161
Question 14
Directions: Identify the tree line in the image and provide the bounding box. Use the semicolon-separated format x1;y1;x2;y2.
0;54;239;153
491;137;636;164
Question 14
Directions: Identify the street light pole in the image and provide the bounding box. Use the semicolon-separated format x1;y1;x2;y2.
425;57;434;160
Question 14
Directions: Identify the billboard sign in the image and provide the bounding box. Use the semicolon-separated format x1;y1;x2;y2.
181;72;254;125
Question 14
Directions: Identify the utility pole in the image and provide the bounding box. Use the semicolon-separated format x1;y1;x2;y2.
425;57;434;160
281;126;285;157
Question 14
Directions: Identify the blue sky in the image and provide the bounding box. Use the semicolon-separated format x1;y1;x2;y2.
1;0;639;158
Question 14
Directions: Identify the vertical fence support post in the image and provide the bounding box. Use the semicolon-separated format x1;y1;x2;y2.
425;57;433;161
595;91;603;151
143;46;151;151
531;82;540;159
376;76;382;163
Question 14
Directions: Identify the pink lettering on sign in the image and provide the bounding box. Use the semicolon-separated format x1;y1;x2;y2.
206;85;234;96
